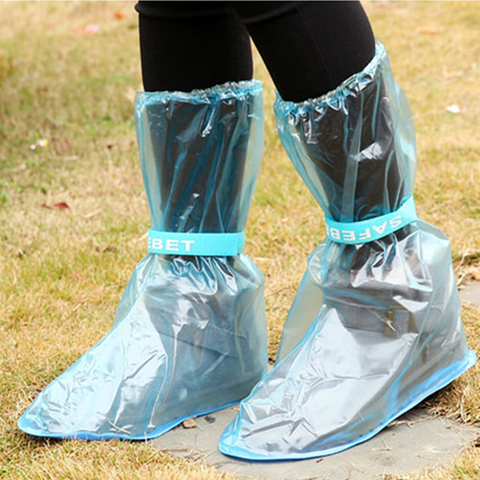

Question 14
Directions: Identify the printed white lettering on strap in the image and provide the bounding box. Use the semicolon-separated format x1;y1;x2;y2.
325;195;417;244
148;230;245;256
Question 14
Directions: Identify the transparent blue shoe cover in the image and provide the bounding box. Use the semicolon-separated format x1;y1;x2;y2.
18;80;268;440
219;43;476;460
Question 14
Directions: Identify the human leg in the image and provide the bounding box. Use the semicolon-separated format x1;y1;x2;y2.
220;3;475;460
231;0;375;101
136;1;253;92
18;3;267;440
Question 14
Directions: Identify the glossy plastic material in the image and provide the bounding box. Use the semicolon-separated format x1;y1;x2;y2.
219;43;475;460
18;80;268;440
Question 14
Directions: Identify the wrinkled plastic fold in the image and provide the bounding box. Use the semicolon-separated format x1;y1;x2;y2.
18;80;268;440
219;43;475;460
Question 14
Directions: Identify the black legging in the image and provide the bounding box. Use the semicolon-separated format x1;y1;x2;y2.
135;1;376;102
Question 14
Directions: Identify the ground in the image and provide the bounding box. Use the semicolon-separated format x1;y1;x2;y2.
0;2;479;479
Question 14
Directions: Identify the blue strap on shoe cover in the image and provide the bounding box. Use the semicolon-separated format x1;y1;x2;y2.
148;230;246;256
325;195;417;244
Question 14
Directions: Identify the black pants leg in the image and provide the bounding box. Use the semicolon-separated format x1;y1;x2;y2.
136;1;376;102
232;1;376;101
136;1;253;92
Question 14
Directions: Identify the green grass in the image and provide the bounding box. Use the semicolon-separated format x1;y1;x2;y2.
1;2;480;479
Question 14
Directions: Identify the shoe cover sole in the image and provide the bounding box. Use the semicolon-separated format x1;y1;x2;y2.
218;349;477;461
18;398;243;441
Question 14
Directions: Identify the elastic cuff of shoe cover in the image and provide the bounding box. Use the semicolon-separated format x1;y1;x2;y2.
325;195;417;244
135;79;262;105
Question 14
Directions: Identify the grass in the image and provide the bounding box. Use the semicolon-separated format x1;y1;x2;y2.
0;1;479;479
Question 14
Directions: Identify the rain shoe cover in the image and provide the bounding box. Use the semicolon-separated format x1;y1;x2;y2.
18;80;268;440
219;43;476;460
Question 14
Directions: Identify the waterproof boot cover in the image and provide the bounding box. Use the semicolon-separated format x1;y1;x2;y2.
18;80;268;440
219;43;476;460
